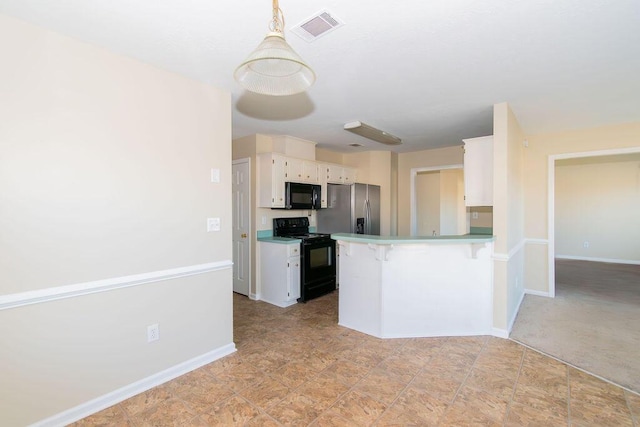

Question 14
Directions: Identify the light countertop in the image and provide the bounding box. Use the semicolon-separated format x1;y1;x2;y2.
330;233;495;245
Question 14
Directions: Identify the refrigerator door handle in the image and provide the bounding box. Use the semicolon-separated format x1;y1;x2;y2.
366;199;371;234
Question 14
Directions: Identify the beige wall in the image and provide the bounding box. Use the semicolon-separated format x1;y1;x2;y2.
492;102;525;331
523;122;640;293
0;15;233;425
555;155;640;262
416;171;441;235
397;146;463;236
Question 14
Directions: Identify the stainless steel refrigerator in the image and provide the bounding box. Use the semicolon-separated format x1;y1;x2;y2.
317;183;380;235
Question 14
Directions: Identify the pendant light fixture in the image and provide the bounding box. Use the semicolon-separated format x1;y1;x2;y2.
234;0;316;96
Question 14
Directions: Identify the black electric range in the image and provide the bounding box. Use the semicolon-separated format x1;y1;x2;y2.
273;217;336;302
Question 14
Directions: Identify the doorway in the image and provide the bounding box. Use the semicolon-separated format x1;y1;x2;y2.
547;147;640;296
410;165;465;236
232;158;251;296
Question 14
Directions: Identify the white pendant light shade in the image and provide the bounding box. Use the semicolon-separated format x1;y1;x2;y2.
235;32;315;96
234;1;316;96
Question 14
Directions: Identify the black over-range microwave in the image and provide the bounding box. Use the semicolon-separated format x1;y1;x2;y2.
282;182;321;210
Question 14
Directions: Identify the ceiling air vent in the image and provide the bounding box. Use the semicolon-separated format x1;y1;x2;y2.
291;10;344;42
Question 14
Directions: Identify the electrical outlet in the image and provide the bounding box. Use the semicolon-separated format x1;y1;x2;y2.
583;241;590;248
147;324;159;342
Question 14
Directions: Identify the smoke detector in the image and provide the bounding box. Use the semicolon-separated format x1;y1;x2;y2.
291;10;344;42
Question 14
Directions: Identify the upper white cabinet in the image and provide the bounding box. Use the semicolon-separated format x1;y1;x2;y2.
325;164;357;184
463;136;493;206
286;158;318;183
258;153;286;208
259;154;357;208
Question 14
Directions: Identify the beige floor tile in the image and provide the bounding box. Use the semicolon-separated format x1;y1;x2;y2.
411;370;463;404
240;375;290;410
353;370;407;404
513;382;568;418
69;405;131;427
170;374;235;413
375;385;448;426
505;401;568;426
199;395;261;426
267;392;323;426
321;359;370;387
119;384;172;417
439;404;501;426
213;360;268;393
309;411;361;426
375;354;423;383
296;373;351;410
330;389;387;425
268;360;318;389
453;385;510;424
464;367;516;400
129;398;198;427
626;390;640;422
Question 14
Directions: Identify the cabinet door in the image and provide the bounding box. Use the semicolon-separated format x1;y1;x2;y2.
258;153;286;208
327;164;344;183
317;163;328;208
303;160;318;182
272;154;286;207
343;167;357;184
288;256;301;301
286;157;304;182
463;136;493;206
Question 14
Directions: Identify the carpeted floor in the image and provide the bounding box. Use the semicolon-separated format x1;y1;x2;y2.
510;259;640;393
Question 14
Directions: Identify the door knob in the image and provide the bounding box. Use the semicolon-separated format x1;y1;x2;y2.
241;233;247;238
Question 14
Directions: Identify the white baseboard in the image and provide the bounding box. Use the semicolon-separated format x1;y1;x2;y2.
525;289;550;297
556;255;640;266
506;290;525;335
491;328;509;339
249;292;260;301
32;343;237;427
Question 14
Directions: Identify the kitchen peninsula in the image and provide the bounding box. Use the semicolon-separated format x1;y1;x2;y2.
332;233;495;339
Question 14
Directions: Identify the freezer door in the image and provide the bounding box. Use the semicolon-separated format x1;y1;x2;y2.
316;184;352;233
366;184;381;235
352;183;368;234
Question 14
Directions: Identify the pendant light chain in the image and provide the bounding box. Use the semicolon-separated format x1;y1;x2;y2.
270;0;284;34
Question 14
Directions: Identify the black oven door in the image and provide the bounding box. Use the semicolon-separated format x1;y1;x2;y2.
299;239;336;302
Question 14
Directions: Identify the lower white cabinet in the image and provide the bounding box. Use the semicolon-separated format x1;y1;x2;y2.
259;241;301;307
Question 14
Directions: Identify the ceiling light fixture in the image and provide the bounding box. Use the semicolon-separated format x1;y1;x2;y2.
234;0;316;96
344;121;402;146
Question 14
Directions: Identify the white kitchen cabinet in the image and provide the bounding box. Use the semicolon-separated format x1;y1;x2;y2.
317;163;328;208
259;241;300;307
343;167;357;184
258;153;286;208
326;164;357;184
286;158;318;183
463;135;493;206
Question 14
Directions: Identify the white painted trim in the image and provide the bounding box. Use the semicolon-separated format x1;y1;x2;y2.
525;238;548;245
249;292;260;301
409;164;463;236
492;238;527;262
548;146;640;299
507;289;525;335
491;328;509;339
0;260;233;311
525;289;550;297
556;255;640;266
31;343;237;427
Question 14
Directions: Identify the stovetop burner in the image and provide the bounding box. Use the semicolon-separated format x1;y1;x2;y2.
273;217;331;241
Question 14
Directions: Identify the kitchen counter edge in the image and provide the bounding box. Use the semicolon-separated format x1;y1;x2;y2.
257;236;302;244
330;233;495;245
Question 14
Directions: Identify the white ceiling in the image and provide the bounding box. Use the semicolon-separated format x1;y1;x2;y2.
1;0;639;153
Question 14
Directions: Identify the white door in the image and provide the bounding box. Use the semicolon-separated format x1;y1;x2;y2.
232;159;250;296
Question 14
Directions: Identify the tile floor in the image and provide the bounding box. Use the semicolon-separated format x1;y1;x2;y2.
74;291;640;426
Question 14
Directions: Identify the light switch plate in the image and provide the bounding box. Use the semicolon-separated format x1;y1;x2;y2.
207;218;221;232
211;168;220;183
